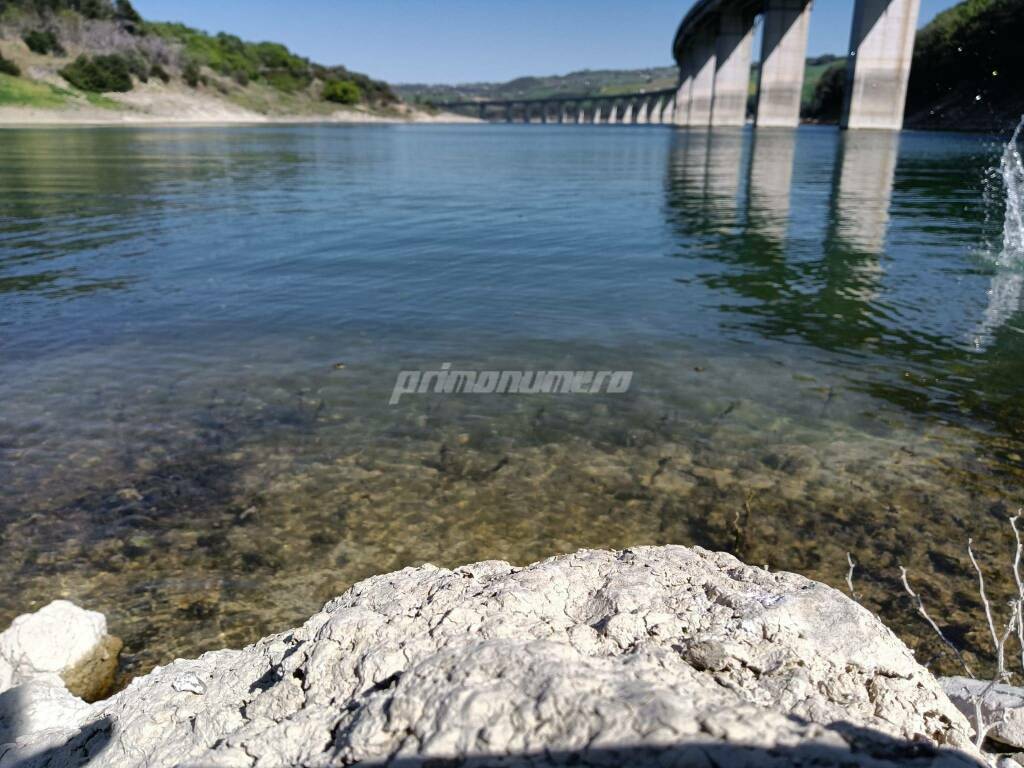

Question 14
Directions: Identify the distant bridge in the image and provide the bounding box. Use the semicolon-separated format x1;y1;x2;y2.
432;89;678;125
675;0;921;130
437;1;921;132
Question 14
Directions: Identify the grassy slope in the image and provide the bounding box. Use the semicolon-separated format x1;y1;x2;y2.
0;69;119;108
0;71;69;106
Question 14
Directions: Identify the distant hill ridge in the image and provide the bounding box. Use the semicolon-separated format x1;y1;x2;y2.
398;55;843;110
396;66;680;103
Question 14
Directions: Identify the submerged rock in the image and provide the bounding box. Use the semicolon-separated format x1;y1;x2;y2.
0;600;121;701
0;547;985;767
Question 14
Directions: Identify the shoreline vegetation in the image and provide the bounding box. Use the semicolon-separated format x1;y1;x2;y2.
0;0;475;125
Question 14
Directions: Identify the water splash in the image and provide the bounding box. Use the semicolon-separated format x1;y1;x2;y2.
972;118;1024;349
998;117;1024;265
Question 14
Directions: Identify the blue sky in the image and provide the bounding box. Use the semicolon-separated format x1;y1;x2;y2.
132;0;960;85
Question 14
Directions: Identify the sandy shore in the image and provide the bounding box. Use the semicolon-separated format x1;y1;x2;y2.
0;83;479;127
0;105;480;127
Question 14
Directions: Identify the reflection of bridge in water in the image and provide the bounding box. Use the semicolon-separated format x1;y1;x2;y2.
436;89;679;126
665;126;905;350
668;127;899;254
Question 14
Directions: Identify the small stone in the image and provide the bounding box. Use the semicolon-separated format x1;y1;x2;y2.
172;672;207;695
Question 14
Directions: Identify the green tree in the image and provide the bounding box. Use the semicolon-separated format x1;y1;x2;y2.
322;79;360;104
59;53;133;92
182;60;201;87
804;61;847;123
113;0;141;23
23;29;65;56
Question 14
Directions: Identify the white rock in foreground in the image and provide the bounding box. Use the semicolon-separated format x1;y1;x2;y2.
0;679;91;746
0;547;985;767
0;600;121;701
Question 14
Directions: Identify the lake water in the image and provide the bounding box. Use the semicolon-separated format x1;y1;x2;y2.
1;123;1022;683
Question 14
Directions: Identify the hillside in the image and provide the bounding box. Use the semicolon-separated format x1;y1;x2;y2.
904;0;1024;131
0;0;458;123
396;67;679;104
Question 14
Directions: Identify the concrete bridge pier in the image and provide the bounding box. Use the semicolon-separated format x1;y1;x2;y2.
650;97;664;124
687;31;718;127
756;0;813;127
609;101;620;125
673;47;694;127
593;102;603;124
637;99;650;124
623;100;635;124
841;0;921;129
663;100;675;124
711;9;755;126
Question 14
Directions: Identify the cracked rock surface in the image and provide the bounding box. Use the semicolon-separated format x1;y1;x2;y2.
0;547;985;767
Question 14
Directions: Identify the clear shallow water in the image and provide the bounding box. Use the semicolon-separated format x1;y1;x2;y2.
2;123;1023;683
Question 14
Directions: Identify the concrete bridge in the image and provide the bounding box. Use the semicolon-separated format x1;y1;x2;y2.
675;0;920;130
435;1;919;131
435;89;678;125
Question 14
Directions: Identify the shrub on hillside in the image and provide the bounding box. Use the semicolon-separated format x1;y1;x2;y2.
322;79;360;105
23;29;65;56
59;53;133;92
0;53;20;76
149;63;169;83
313;64;396;105
122;50;149;81
147;23;313;93
3;1;145;32
76;0;113;19
182;60;201;87
113;0;140;23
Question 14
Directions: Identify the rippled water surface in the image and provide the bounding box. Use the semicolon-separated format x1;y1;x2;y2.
2;124;1023;682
